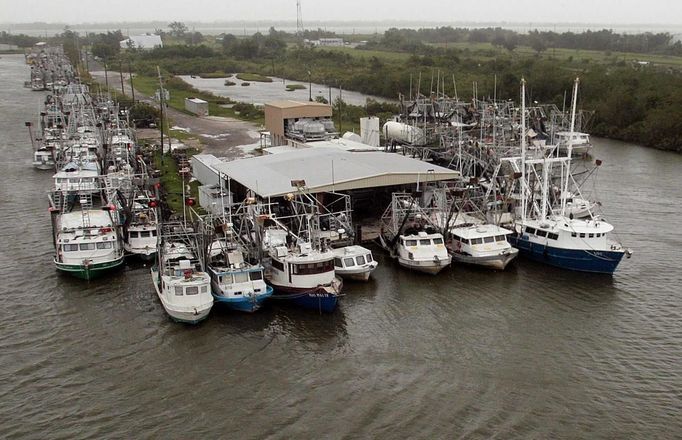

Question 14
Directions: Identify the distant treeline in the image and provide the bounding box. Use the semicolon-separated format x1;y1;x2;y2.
15;24;680;151
367;27;682;56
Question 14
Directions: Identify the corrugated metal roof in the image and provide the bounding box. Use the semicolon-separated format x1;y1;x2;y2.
212;148;459;197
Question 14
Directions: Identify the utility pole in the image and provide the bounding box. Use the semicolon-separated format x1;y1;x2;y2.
308;69;312;101
119;59;125;96
157;66;165;166
104;58;109;89
128;58;135;102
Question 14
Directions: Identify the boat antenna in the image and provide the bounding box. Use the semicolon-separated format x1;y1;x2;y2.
520;78;527;225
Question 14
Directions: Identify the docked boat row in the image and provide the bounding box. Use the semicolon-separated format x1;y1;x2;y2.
28;46;632;325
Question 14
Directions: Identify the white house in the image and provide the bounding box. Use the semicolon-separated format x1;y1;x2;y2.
120;34;163;50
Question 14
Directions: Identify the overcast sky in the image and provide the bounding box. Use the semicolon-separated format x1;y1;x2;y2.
1;0;681;25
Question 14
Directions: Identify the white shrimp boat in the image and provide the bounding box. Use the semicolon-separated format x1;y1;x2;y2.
53;161;100;193
33;147;56;170
391;231;451;274
151;238;213;324
448;224;518;270
52;208;124;280
332;245;378;281
555;131;592;155
124;196;159;260
379;193;451;275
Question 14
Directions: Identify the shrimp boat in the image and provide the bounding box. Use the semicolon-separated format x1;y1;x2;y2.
48;189;124;280
206;236;273;313
379;193;451;275
151;222;213;324
555;131;593;156
33;145;56;170
506;78;631;274
448;222;518;270
332;245;378;281
124;193;159;260
53;161;100;194
429;189;518;270
262;227;342;312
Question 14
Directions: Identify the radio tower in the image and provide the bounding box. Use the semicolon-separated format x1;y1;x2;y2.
296;1;304;36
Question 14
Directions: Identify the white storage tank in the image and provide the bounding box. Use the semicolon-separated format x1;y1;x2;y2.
382;121;426;146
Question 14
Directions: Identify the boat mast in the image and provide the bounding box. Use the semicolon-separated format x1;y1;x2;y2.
561;77;580;216
520;78;527;225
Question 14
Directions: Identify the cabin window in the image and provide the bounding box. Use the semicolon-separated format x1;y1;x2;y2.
334;258;344;268
419;239;431;246
433;237;444;245
471;238;483;245
571;232;577;237
129;231;138;238
63;244;79;252
292;260;334;275
548;233;559;240
152;230;158;237
249;271;263;281
185;286;199;295
484;236;495;244
356;255;366;265
452;234;461;242
588;233;594;238
271;259;284;271
140;231;151;238
366;253;373;262
174;286;183;296
79;243;96;251
536;230;547;238
234;272;249;283
406;240;418;247
96;242;112;249
525;227;536;235
580;233;586;238
495;235;507;242
200;286;208;294
344;258;355;267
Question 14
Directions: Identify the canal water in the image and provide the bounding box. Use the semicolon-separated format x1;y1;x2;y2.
1;54;681;439
180;74;394;107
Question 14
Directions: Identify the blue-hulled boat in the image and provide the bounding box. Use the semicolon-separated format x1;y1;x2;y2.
207;239;273;313
263;228;342;313
507;77;630;275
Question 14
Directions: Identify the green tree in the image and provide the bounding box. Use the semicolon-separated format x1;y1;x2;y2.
168;22;188;38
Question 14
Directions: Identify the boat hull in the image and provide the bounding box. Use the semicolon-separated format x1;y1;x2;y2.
33;162;55;170
268;284;340;313
54;257;124;280
397;256;451;275
450;248;519;270
508;236;624;274
335;266;376;281
212;286;273;313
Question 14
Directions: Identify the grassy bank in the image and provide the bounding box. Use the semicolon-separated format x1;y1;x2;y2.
153;149;203;214
236;72;272;82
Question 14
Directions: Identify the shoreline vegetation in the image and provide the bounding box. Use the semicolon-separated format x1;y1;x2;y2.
9;25;682;152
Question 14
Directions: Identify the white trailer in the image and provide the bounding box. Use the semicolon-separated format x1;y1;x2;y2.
185;97;209;116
